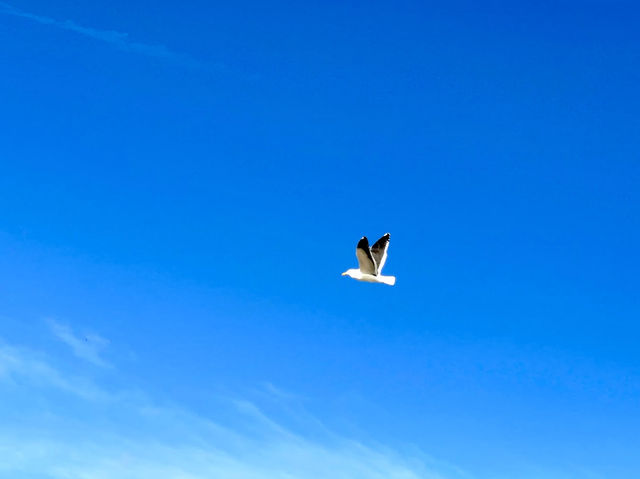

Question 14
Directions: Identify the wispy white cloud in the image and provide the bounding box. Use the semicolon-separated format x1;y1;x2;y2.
0;1;205;69
47;318;110;368
0;341;110;401
0;338;464;479
0;434;447;479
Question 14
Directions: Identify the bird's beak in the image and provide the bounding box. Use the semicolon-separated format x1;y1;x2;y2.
341;272;347;276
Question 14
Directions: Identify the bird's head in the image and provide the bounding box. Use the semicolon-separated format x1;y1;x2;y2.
341;269;359;278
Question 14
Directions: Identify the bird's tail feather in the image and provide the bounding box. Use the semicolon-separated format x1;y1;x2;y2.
379;275;396;286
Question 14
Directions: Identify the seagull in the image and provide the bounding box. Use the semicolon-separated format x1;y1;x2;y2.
342;233;396;286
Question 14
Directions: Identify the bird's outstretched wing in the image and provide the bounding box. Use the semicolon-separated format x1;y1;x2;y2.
370;233;390;273
356;236;377;275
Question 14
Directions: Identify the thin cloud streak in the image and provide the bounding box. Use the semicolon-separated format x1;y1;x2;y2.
0;338;464;479
0;341;110;401
46;318;110;368
0;1;206;69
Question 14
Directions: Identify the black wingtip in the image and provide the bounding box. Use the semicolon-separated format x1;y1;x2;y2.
357;236;369;249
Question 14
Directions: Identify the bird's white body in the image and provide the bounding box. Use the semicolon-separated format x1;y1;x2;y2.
342;269;396;286
342;233;396;286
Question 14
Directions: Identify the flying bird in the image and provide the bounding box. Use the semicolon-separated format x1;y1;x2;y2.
342;233;396;286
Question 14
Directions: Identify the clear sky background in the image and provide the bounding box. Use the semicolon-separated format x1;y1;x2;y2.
1;1;639;478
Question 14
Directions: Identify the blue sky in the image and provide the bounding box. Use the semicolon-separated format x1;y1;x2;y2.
1;1;639;477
